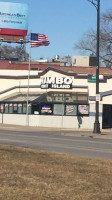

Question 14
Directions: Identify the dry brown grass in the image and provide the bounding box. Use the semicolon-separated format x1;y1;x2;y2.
0;145;112;200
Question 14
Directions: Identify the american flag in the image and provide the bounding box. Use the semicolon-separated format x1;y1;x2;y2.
66;105;74;113
30;33;50;48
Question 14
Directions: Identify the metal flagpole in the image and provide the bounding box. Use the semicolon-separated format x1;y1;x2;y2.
26;39;31;126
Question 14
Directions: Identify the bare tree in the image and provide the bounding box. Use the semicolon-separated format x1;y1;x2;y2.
0;44;29;61
74;8;112;68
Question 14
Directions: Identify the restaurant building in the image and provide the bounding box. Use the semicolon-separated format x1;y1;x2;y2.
0;60;112;130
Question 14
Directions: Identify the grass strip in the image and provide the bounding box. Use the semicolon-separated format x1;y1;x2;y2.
0;145;112;200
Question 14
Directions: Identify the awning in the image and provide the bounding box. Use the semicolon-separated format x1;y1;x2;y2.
0;92;42;102
0;91;88;104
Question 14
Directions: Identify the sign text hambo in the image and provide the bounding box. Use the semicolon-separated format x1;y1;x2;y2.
41;77;73;89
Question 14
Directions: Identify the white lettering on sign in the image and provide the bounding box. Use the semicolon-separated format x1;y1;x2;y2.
56;77;63;84
41;77;73;89
52;84;71;89
41;77;72;84
41;77;55;84
64;77;72;84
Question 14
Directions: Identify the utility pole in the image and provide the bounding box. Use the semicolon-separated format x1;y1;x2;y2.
87;0;101;133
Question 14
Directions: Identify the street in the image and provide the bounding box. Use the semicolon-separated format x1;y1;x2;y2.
0;125;112;159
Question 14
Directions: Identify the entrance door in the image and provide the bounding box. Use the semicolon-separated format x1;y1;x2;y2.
31;104;40;114
102;104;112;128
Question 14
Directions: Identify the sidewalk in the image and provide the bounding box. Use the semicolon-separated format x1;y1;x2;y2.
60;128;112;139
0;124;112;139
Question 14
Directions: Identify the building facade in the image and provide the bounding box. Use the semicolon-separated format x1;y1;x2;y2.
0;64;112;130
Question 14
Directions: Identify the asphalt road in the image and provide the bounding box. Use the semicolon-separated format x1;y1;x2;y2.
0;125;112;159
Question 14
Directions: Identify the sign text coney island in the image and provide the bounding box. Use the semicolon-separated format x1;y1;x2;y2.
41;77;72;89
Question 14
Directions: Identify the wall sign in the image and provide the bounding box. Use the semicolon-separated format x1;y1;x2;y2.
0;2;28;36
41;77;72;89
78;105;89;115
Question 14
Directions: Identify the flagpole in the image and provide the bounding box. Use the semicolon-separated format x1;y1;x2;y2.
26;39;31;126
26;32;50;125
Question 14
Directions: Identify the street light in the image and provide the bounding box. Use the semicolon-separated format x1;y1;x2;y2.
87;0;101;133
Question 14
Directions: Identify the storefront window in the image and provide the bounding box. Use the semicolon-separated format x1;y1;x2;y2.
40;104;53;115
5;103;8;113
23;103;27;114
18;104;22;114
53;104;64;115
0;104;4;113
13;103;18;113
31;104;39;114
78;105;89;115
9;103;13;113
65;105;77;116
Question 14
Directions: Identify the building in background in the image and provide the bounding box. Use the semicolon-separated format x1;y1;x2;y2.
72;55;97;67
